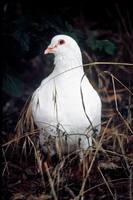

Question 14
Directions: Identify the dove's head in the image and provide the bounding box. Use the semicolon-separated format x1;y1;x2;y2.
44;35;82;59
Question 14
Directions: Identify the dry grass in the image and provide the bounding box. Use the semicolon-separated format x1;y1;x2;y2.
2;60;133;200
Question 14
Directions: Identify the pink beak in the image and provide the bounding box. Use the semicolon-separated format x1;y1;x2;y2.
44;45;56;54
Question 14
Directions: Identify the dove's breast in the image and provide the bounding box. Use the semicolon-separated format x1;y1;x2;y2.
31;72;101;138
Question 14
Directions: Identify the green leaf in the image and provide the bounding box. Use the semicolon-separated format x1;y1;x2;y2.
3;74;24;97
87;31;116;56
102;40;116;55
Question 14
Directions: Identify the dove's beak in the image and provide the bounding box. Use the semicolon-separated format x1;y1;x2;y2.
44;44;57;54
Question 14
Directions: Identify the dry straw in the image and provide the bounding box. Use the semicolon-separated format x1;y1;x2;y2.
2;61;133;200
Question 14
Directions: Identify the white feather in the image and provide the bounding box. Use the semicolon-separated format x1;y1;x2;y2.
31;35;102;154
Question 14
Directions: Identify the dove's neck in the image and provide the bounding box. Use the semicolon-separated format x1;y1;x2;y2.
52;54;84;76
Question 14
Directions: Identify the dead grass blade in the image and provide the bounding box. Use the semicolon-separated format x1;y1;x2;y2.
2;129;39;147
75;117;113;200
2;147;9;176
44;162;58;200
111;73;133;134
83;178;132;195
15;97;35;139
98;166;115;200
27;136;45;188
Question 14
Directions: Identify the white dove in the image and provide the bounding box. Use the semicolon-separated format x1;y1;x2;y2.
31;35;101;157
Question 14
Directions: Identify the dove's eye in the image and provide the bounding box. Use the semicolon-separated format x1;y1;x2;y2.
59;39;65;45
